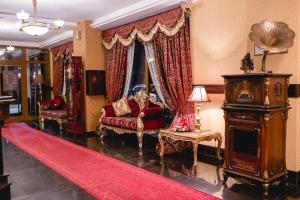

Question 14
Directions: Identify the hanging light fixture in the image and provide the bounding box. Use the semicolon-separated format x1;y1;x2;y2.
6;45;15;52
0;45;15;56
16;0;64;36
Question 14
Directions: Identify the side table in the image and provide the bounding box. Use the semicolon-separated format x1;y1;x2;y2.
158;129;222;167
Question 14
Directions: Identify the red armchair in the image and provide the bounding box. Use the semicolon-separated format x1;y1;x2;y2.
97;91;166;152
38;96;68;133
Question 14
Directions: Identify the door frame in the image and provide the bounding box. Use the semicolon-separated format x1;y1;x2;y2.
0;46;50;122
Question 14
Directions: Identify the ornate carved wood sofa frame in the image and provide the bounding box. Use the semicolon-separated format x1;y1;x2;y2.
38;96;68;134
97;91;166;152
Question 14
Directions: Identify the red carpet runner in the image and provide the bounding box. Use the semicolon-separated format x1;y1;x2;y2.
2;123;220;200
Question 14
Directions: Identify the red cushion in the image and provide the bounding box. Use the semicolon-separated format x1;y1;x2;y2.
51;96;65;110
41;110;68;119
39;99;52;110
143;118;166;130
142;107;165;119
128;99;140;117
102;117;137;130
103;105;116;117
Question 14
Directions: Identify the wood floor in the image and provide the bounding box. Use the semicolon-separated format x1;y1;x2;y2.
3;121;300;200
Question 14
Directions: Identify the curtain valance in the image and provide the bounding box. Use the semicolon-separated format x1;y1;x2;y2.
102;7;186;50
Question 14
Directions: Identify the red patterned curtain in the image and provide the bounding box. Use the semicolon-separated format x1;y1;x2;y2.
52;54;63;96
102;7;183;45
105;42;128;103
152;18;194;127
51;42;73;97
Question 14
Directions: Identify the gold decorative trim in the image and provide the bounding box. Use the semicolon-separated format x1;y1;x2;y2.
264;78;271;106
99;124;159;135
263;170;269;180
102;8;186;50
159;129;222;166
264;114;271;127
97;90;164;150
38;102;68;134
129;90;164;109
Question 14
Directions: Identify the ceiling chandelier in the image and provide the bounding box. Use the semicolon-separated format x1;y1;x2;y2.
0;46;15;56
16;0;64;36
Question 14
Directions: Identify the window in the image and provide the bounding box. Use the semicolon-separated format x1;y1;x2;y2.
0;48;22;61
128;41;159;100
128;41;146;96
0;65;22;116
27;63;48;116
26;49;48;61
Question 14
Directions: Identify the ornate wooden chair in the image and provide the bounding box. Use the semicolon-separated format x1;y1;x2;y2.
97;91;166;152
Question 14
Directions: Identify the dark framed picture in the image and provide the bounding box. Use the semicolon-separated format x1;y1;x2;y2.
254;45;288;56
86;70;106;96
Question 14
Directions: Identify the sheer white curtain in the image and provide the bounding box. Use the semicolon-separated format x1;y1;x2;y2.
122;42;135;97
144;43;166;105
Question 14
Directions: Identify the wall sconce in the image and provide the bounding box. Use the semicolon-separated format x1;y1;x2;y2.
75;30;81;40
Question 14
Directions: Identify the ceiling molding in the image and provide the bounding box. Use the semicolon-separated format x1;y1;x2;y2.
0;12;77;26
1;0;181;47
1;30;73;49
39;30;73;48
91;0;180;29
0;40;39;48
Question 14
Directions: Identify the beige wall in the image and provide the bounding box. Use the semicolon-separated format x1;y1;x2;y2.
73;20;106;132
191;0;300;171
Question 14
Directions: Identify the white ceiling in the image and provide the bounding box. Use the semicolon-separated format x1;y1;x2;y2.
0;0;180;48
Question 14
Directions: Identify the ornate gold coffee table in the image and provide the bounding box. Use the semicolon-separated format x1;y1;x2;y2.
158;129;222;166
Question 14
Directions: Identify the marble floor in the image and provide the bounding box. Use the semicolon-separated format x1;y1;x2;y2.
3;121;300;200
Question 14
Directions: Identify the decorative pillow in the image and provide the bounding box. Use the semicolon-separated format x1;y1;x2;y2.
112;97;132;117
103;105;116;117
51;96;65;110
132;90;148;109
127;99;140;117
39;99;52;110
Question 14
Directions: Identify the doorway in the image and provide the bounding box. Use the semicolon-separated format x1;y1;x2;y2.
0;46;50;122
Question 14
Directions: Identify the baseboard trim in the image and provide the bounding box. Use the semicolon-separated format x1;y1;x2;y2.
84;131;98;137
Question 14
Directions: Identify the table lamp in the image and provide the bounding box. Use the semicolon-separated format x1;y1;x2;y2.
189;86;210;132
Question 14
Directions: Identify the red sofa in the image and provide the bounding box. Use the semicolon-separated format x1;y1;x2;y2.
97;91;166;152
38;96;68;133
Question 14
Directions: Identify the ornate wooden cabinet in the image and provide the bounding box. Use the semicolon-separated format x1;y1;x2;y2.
65;56;85;135
222;73;291;197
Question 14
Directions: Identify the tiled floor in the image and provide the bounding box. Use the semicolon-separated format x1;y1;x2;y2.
3;121;300;200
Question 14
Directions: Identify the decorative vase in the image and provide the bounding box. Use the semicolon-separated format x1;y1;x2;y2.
240;52;254;74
